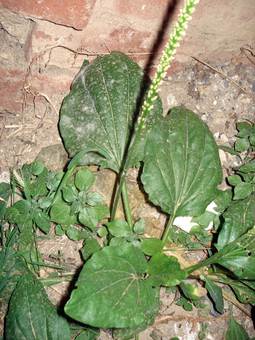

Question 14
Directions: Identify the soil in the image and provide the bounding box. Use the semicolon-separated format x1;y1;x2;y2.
0;57;255;339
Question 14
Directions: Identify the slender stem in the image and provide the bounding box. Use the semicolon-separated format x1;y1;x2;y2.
121;179;133;227
111;173;126;221
111;0;200;221
161;213;176;245
186;251;222;274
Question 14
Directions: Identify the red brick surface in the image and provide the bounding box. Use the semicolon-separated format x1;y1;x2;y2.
0;0;96;29
116;0;171;21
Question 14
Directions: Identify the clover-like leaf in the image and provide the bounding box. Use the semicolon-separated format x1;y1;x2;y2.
64;244;159;328
142;107;222;218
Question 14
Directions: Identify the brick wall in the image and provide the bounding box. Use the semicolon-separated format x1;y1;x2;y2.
0;0;254;114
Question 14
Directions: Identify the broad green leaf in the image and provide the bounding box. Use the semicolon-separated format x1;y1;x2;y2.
133;219;145;235
107;219;131;237
33;210;51;233
239;160;255;173
179;281;202;301
5;200;31;225
227;175;242;186
203;276;224;314
75;168;95;191
234;138;250;152
225;318;250;340
0;182;11;202
62;185;78;203
79;205;109;230
55;224;65;236
50;199;76;226
86;192;104;206
217;195;255;249
236;122;253;138
59;52;162;171
140;238;163;256
97;226;108;237
0;249;29;306
216;226;255;280
142;107;222;217
31;160;45;175
6;272;70;340
81;238;101;260
0;182;11;220
66;226;89;241
234;182;253;200
148;253;187;287
65;244;159;328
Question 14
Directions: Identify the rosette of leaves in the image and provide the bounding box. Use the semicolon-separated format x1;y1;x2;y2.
50;167;109;240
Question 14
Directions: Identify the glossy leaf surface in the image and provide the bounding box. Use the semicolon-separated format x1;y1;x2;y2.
65;244;159;328
142;107;222;217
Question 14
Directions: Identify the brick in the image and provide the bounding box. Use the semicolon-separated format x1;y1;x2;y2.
0;68;25;113
116;0;171;21
0;0;96;30
108;27;152;51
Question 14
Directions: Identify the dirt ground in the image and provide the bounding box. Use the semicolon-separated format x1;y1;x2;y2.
0;55;255;339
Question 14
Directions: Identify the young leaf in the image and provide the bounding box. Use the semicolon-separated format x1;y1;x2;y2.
142;107;222;218
59;52;162;171
179;281;202;301
234;182;253;200
140;238;163;256
33;210;51;234
225;318;250;340
75;168;95;191
239;160;255;174
106;219;131;237
6;272;70;340
234;138;250;152
62;185;78;203
50;199;76;226
148;253;187;287
86;192;104;206
64;244;159;328
133;219;145;235
79;205;109;230
203;276;224;314
66;226;89;241
217;195;255;249
227;175;242;186
81;238;101;261
236;121;253;138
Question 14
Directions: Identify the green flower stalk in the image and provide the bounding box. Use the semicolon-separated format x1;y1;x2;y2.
139;0;200;129
111;0;200;222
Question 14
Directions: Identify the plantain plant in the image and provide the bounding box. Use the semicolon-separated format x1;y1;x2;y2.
1;0;255;339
